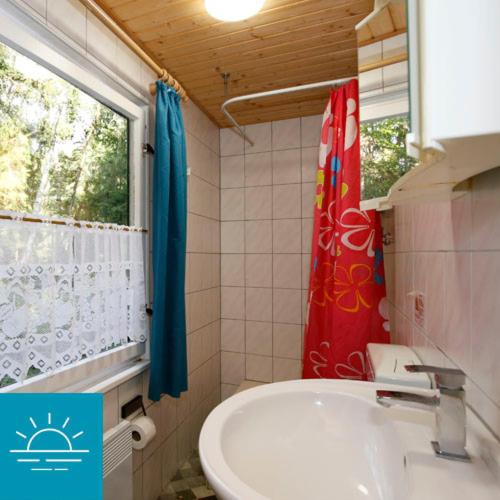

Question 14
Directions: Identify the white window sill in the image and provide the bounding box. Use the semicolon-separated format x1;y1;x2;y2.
1;342;148;394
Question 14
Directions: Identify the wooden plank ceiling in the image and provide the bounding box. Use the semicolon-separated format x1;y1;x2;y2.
357;1;406;46
96;0;376;127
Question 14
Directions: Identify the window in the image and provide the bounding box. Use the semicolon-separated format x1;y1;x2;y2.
360;115;416;200
0;7;149;393
0;42;129;224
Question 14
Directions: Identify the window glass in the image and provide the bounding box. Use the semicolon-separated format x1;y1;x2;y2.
360;115;416;200
0;42;129;224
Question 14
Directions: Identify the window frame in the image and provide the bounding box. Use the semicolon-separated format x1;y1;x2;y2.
0;2;150;393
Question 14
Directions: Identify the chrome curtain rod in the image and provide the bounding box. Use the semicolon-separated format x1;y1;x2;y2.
221;77;356;146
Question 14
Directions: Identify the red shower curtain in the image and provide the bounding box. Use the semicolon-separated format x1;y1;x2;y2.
302;79;390;380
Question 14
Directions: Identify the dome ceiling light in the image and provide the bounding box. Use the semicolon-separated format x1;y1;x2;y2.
205;0;266;22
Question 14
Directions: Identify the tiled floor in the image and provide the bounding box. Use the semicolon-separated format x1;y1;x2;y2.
158;450;218;500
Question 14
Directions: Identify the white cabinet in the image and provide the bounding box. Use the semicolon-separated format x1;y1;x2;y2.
362;0;500;208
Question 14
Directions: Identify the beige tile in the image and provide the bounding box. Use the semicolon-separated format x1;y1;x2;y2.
118;375;143;413
274;323;302;359
221;254;245;286
272;118;300;150
273;288;302;324
221;188;244;221
246;287;272;321
394;252;413;319
272;149;301;184
142;402;162;460
245;220;272;253
301;182;316;218
221;286;245;319
246;321;272;355
246;354;273;382
245;254;272;288
221;383;238;401
301;146;318;182
444;252;472;373
21;0;47;17
245;152;272;186
221;127;244;156
471;252;500;406
221;221;244;253
472;168;500;250
142;447;162;500
221;319;245;352
395;204;413;252
302;218;313;253
358;40;382;66
160;394;177;439
133;467;143;500
383;61;407;86
244;122;272;153
160;432;178;489
221;155;244;188
221;351;245;385
273;254;301;289
245;186;272;220
302;254;311;290
273;357;301;382
273;219;301;253
301;115;322;147
273;184;301;219
103;388;119;432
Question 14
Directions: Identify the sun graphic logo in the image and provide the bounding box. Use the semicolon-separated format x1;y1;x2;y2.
0;393;103;500
10;412;89;472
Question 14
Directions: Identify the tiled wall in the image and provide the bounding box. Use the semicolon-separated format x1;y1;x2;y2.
384;167;500;439
219;116;324;398
10;2;221;499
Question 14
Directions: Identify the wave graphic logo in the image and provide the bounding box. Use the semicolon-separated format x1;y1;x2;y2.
10;412;89;472
0;393;103;500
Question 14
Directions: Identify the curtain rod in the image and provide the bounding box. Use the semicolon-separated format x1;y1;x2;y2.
0;214;147;233
221;53;408;146
78;0;188;101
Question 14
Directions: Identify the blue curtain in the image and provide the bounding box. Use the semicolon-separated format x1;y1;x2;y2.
149;81;188;401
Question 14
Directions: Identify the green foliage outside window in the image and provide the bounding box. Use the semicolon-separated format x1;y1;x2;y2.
360;115;416;200
0;42;129;224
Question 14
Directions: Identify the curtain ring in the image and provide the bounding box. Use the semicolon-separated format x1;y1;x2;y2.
158;69;168;81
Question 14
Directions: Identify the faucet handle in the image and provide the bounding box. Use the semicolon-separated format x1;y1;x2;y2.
405;365;466;390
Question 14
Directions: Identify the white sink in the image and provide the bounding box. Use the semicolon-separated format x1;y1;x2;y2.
199;379;500;500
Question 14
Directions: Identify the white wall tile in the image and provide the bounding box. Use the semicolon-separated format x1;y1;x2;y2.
272;148;301;184
21;0;47;18
273;183;301;220
273;254;301;289
244;122;272;153
245;254;272;288
246;354;272;382
245;152;272;186
273;323;302;359
221;221;244;253
246;321;272;356
221;188;244;221
221;351;245;385
221;254;245;287
221;128;244;156
221;286;245;319
245;220;272;253
245;186;272;220
273;219;301;254
272;118;301;150
246;287;272;322
221;155;244;188
300;115;322;148
221;319;245;352
273;289;302;324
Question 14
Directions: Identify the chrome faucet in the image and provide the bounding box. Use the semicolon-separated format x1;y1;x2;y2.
376;365;470;462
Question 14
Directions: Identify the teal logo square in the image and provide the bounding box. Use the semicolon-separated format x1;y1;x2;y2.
0;393;103;500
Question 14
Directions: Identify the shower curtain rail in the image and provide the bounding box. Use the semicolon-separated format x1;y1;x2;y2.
221;77;356;146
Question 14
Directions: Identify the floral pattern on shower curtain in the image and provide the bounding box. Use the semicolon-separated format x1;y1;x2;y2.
302;79;390;380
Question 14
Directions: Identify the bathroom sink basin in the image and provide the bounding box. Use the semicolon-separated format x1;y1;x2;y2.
199;379;500;500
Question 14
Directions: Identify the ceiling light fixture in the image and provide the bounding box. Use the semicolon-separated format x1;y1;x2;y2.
205;0;266;22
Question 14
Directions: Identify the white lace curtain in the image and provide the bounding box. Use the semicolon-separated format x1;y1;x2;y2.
0;212;147;385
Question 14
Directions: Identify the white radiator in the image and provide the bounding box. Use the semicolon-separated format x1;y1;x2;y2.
103;420;133;500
